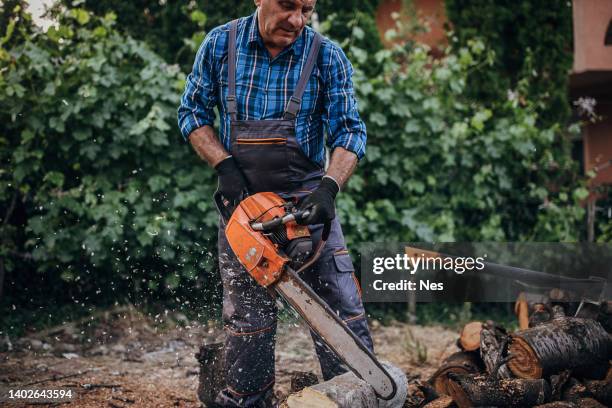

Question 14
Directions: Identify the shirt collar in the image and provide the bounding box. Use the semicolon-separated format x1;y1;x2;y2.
247;10;306;57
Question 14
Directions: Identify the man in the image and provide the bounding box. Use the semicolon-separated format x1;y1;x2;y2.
178;1;371;406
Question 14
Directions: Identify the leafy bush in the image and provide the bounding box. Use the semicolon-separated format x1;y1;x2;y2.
444;0;574;127
1;8;220;305
0;4;587;316
337;35;586;245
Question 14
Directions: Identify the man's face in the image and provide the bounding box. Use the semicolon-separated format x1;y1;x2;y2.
255;0;316;50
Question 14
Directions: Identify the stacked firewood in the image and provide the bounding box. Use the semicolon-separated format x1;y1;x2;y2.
425;293;612;408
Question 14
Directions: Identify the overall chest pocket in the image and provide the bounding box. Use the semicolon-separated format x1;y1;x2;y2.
230;120;294;193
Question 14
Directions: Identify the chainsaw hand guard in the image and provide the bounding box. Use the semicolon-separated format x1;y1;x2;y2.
224;192;315;287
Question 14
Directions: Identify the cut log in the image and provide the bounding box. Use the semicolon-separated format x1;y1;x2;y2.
561;377;590;402
514;291;551;328
290;371;319;393
479;320;512;379
283;362;407;408
530;303;552;327
447;373;550;408
458;321;483;352
429;351;482;396
574;397;607;408
508;316;610;379
572;360;610;380
599;301;612;332
584;379;612;407
195;342;225;406
515;294;530;330
549;370;572;401
422;395;454;408
533;402;577;408
414;380;440;403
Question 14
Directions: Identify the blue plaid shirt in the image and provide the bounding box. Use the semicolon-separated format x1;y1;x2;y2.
177;12;366;165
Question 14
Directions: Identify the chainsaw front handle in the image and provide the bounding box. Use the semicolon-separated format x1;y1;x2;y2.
250;210;310;231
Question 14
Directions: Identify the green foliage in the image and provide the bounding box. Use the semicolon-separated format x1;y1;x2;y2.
444;0;574;127
337;35;586;245
317;0;383;72
59;0;255;71
67;1;384;73
0;3;588;319
0;0;34;52
0;7;220;305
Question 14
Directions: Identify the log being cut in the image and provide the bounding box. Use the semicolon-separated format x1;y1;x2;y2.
282;362;408;408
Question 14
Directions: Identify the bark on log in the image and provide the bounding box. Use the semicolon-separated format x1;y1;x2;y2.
507;316;610;379
530;303;553;328
479;320;512;379
574;398;607;408
458;321;483;352
584;379;612;407
549;370;571;401
196;342;225;406
561;377;589;402
414;380;440;403
422;395;454;408
599;301;612;332
533;402;577;408
447;373;550;408
572;360;610;380
429;351;483;396
283;362;407;408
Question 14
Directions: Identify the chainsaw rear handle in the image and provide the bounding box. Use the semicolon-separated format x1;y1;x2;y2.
213;190;233;223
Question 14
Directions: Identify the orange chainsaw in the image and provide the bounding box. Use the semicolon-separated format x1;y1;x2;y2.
214;191;397;400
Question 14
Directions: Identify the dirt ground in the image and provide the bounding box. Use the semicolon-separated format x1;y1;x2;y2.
0;306;458;407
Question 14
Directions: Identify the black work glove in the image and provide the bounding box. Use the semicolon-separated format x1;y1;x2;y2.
297;176;340;225
215;156;248;205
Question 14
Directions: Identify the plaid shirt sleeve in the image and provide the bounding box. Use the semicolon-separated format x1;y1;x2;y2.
177;29;221;141
323;42;367;160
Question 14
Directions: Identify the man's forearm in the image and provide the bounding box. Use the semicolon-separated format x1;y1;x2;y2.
188;125;229;168
326;147;358;190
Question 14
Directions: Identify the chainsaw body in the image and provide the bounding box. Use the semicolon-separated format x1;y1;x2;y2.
225;192;312;287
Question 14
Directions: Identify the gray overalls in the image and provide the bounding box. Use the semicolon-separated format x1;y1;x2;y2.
216;19;373;408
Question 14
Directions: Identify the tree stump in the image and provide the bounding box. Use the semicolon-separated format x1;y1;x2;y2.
508;316;610;379
429;351;482;396
447;373;550;408
196;342;225;407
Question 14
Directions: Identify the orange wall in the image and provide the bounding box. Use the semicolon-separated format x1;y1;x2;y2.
573;0;612;73
376;0;447;50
